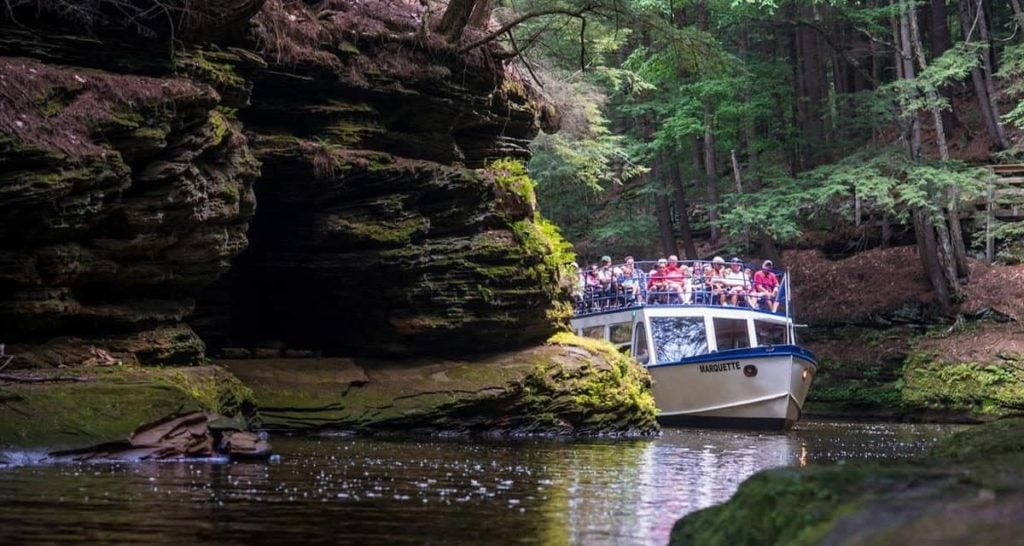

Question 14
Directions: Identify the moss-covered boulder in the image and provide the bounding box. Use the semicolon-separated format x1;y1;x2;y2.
901;323;1024;420
0;365;257;451
220;333;658;436
804;321;1024;421
669;418;1024;545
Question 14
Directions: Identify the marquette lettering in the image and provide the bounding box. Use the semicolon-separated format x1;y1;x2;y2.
699;361;742;373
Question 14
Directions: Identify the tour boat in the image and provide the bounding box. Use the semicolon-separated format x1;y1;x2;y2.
570;260;816;430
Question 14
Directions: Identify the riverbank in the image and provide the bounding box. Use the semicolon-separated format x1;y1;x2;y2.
669;417;1024;545
790;247;1024;422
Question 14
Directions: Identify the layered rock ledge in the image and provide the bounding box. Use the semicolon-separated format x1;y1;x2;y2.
0;365;256;451
0;0;656;448
220;334;658;436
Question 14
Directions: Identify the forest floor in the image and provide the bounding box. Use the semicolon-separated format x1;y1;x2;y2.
787;245;1024;421
786;246;1024;324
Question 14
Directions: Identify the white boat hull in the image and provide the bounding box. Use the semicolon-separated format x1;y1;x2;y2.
648;350;815;430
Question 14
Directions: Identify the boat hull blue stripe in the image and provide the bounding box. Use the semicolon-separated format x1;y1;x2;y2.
646;345;817;369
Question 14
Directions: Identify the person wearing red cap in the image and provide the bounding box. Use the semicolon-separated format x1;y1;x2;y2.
753;260;780;312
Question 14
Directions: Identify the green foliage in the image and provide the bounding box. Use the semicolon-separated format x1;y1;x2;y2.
998;43;1024;129
510;0;1017;260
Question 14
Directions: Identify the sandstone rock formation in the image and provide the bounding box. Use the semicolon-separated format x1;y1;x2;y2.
194;0;570;357
0;1;654;445
221;333;658;436
0;365;257;450
50;412;271;462
1;0;570;363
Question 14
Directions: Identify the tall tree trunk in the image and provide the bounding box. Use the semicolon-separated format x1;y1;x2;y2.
898;3;922;160
654;171;678;259
703;104;721;247
909;0;969;283
959;0;1009;149
928;0;960;132
669;158;698;260
896;0;958;310
743;131;780;263
975;0;1006;143
439;0;479;42
914;210;953;313
796;6;826;167
1011;0;1024;34
467;0;494;28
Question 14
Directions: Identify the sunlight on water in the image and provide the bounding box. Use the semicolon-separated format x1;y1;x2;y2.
0;421;963;545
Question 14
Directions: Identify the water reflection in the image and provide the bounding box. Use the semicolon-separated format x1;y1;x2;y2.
0;421;963;546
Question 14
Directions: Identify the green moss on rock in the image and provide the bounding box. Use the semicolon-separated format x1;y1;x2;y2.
671;419;1024;546
901;351;1024;419
0;365;258;450
221;335;657;436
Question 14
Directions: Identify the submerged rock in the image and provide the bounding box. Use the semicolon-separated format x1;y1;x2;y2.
669;418;1024;545
50;412;270;462
221;333;658;437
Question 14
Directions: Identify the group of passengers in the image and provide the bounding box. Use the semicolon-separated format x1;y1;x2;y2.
570;255;781;313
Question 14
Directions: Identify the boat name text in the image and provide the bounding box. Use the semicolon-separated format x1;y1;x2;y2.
699;361;741;374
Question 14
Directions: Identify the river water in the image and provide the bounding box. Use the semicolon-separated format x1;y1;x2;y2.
0;421;963;545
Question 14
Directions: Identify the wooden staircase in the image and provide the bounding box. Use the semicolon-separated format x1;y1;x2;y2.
973;164;1024;262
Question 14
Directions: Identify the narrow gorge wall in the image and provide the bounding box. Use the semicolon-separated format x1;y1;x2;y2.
0;0;570;365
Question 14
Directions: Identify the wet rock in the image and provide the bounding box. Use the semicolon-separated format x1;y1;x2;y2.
0;365;258;451
221;333;658;437
670;418;1024;546
219;347;253;359
219;430;271;460
0;56;259;366
51;411;271;462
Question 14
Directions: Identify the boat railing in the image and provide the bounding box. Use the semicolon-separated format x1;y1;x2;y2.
572;259;789;318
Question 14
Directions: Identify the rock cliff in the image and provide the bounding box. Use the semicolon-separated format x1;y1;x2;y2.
0;1;656;444
0;0;570;363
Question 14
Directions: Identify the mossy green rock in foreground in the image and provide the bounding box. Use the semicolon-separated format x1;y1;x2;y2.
669;418;1024;545
0;366;256;451
221;333;658;436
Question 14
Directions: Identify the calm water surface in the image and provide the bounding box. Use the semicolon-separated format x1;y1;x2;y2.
0;421;963;545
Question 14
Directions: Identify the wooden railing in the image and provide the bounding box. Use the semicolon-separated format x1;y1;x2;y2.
979;164;1024;262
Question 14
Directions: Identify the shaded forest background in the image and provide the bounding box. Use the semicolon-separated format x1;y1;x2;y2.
432;0;1024;312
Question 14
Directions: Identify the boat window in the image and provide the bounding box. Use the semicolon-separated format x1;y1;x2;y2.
712;317;751;350
582;326;605;340
633;322;650;365
754;320;788;346
650;317;708;363
609;323;632;344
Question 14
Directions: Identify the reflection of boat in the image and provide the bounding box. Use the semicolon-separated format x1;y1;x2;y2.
570;260;816;430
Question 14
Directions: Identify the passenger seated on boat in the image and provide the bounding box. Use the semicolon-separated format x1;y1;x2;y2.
618;256;642;305
744;267;759;308
665;255;692;304
597;256;615;308
752;260;780;312
705;256;728;304
723;258;749;306
570;262;585;310
647;258;673;303
584;264;601;309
